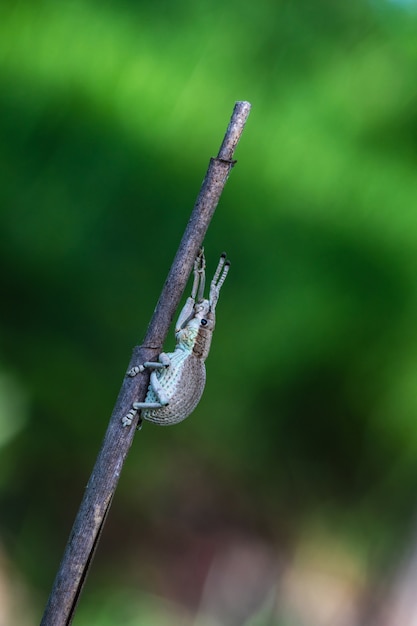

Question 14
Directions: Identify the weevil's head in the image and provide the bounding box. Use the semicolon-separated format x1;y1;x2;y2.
175;299;215;359
175;252;229;361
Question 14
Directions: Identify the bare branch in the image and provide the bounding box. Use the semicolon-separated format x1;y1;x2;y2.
40;100;251;626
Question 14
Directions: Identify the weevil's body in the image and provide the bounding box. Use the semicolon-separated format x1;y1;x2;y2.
122;249;229;427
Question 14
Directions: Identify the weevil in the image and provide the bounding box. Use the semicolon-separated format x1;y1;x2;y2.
122;248;230;427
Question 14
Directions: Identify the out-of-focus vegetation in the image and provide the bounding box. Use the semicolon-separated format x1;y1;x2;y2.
2;0;417;623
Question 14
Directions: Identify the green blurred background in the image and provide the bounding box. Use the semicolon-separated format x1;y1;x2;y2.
2;0;417;624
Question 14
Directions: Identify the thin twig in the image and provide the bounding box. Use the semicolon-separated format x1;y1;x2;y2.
40;100;251;626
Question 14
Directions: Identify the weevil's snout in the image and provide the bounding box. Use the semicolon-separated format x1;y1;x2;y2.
176;298;209;332
194;300;214;330
191;301;216;359
175;299;211;349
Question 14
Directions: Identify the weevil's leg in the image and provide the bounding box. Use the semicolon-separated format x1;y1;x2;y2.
158;352;171;367
122;407;138;427
123;354;171;425
175;297;195;333
192;248;205;299
196;248;206;302
122;409;143;429
133;371;169;409
175;249;205;330
133;402;163;410
127;366;143;377
127;353;171;377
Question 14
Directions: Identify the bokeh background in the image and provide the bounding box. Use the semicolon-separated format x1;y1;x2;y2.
2;0;417;624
